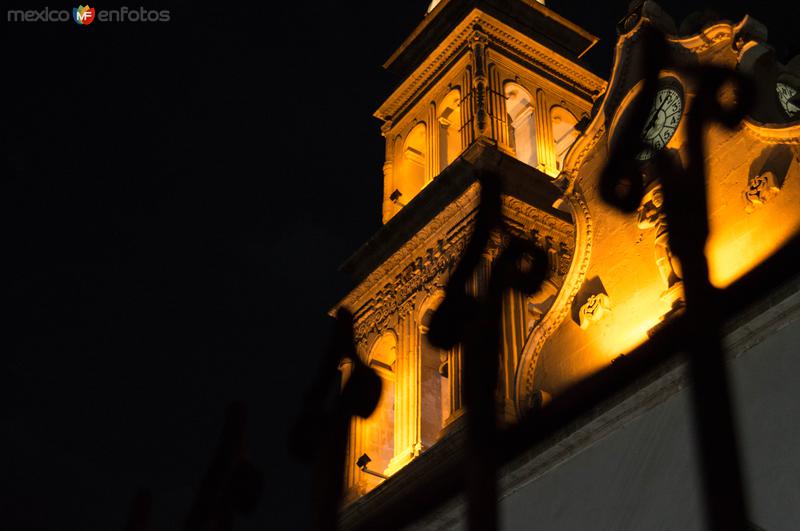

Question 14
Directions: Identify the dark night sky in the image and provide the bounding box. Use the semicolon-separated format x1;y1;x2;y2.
4;1;797;530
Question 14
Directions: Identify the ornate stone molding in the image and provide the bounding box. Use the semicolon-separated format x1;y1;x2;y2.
501;196;573;240
667;15;765;57
669;22;735;54
515;189;593;410
337;183;482;316
742;119;800;144
562;123;606;192
352;202;576;346
340;184;578;354
558;21;643;189
561;14;767;192
353;224;472;344
375;9;606;123
479;17;605;97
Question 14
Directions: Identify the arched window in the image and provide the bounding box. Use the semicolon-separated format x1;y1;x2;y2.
419;297;450;448
551;106;580;171
438;89;462;170
505;82;538;168
362;332;397;487
393;123;427;207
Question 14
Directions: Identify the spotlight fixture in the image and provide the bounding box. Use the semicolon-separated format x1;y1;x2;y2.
390;189;406;207
356;453;389;480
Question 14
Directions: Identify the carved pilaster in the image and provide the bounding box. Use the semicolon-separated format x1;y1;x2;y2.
535;89;557;176
340;360;359;498
427;101;440;180
345;416;367;499
381;122;395;224
470;26;489;136
500;289;526;423
461;65;475;149
488;64;510;149
386;309;422;475
448;343;463;416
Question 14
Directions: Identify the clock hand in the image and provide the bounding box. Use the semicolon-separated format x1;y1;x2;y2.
643;93;669;137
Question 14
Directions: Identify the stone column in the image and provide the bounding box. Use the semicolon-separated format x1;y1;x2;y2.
448;343;463;416
488;63;511;150
385;308;422;475
535;88;557;176
381;122;395;224
427;101;440;181
461;65;475;149
499;290;526;423
339;360;356;496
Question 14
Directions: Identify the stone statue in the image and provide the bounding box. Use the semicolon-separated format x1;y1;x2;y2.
637;183;684;308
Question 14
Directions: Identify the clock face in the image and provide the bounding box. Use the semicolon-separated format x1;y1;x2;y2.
776;82;799;118
636;87;683;161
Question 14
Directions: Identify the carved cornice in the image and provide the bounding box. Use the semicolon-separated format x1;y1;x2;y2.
501;196;573;240
375;9;606;123
741;119;800;144
375;17;473;122
480;18;605;98
338;183;578;348
669;22;736;54
562;124;606;192
353;223;472;345
558;22;643;190
338;183;482;317
669;16;763;56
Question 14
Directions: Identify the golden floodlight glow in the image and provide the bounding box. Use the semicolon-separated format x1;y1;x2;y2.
338;0;800;511
706;219;800;288
592;305;667;367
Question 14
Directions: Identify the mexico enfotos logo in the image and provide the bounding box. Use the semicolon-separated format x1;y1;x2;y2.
73;5;95;25
7;6;171;24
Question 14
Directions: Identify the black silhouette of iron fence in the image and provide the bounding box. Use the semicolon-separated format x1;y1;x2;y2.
291;26;800;531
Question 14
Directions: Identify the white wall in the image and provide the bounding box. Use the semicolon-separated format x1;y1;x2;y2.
433;294;800;531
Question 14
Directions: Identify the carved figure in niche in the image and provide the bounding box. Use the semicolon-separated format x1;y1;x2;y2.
578;293;611;329
744;170;780;212
637;182;683;307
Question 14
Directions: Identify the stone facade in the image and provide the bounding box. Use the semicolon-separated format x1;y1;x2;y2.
334;0;800;525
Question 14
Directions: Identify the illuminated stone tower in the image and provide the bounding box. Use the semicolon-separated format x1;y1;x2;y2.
334;0;800;528
335;0;605;502
377;0;605;223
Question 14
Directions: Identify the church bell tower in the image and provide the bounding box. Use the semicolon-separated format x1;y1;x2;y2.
378;0;605;222
336;0;606;505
